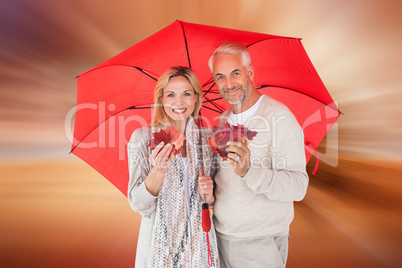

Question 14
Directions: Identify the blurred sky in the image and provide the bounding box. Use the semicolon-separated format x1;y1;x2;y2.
1;0;401;267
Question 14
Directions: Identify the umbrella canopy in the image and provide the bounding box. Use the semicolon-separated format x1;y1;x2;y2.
71;20;341;196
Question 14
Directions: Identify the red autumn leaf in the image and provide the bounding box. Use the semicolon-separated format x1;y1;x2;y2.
148;126;185;157
207;123;257;160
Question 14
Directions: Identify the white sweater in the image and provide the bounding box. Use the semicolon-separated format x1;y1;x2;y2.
213;95;309;240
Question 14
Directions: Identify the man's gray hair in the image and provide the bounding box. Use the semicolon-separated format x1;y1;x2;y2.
208;42;251;72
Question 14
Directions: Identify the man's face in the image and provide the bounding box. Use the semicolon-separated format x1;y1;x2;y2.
212;53;254;106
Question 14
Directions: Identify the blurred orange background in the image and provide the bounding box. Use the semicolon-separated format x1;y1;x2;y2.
1;0;401;267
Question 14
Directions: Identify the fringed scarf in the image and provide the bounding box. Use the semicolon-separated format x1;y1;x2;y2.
148;117;219;268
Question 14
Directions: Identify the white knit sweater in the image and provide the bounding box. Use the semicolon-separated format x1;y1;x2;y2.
213;95;309;240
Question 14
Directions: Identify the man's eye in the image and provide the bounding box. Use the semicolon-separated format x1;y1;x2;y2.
216;76;223;80
233;72;240;76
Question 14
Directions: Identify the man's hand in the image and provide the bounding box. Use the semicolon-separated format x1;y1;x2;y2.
226;141;251;177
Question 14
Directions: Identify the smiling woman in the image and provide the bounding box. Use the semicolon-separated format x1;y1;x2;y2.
152;66;203;132
127;66;219;267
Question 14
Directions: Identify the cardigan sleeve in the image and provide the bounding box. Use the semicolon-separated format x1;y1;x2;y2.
241;110;309;202
127;127;158;218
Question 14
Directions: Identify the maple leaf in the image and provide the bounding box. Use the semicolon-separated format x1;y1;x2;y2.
148;126;185;158
207;123;257;160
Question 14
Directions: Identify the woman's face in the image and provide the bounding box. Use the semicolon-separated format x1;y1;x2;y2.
161;76;197;128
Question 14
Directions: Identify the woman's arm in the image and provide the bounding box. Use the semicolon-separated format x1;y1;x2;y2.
127;128;174;217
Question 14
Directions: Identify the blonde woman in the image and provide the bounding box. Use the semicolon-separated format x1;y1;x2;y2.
127;66;219;268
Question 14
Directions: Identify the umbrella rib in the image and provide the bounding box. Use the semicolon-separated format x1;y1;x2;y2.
258;85;343;114
126;106;153;110
132;67;158;81
246;36;302;49
201;105;224;114
203;92;221;94
179;21;192;68
202;97;224;113
200;80;225;112
202;82;216;99
202;78;215;88
203;96;224;103
76;65;158;81
70;105;152;154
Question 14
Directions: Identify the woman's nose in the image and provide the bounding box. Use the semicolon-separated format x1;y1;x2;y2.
173;95;183;104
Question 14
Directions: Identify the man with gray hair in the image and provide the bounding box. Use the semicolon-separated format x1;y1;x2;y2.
208;42;309;267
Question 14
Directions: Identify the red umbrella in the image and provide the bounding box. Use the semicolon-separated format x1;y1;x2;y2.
71;20;341;196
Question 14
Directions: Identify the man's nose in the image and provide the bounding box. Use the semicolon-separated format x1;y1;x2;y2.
226;77;234;89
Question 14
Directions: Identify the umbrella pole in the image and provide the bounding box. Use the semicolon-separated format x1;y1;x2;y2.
198;116;213;266
198;116;211;231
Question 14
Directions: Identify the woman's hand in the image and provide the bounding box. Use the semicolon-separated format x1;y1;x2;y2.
150;142;174;175
198;170;215;206
145;142;174;196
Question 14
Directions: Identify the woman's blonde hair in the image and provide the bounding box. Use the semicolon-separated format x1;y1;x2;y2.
151;66;203;128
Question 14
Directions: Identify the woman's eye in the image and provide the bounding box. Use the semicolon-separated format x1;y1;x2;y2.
167;94;174;97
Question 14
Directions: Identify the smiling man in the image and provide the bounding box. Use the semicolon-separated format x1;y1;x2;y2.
208;42;309;268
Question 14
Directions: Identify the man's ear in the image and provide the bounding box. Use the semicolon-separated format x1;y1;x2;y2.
248;65;255;81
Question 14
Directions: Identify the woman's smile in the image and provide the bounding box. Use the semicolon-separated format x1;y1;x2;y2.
172;107;188;114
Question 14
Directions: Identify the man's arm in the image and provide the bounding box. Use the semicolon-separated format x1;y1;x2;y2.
227;110;309;202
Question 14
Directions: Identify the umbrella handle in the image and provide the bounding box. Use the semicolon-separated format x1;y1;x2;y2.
202;194;212;267
202;201;211;232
